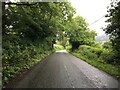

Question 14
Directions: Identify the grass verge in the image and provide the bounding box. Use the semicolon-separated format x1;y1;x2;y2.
71;52;120;79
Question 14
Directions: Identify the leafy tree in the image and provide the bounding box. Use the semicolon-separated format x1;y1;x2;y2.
2;1;75;84
104;0;120;63
67;16;97;50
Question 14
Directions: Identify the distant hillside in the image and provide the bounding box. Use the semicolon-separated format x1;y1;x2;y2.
96;34;109;42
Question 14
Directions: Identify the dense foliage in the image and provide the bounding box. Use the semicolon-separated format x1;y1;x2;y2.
66;16;97;50
2;0;120;85
68;0;120;78
104;0;120;63
72;44;120;78
2;2;75;85
76;44;114;64
53;44;64;51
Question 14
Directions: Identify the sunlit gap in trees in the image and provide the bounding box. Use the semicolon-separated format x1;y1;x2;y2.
56;50;68;53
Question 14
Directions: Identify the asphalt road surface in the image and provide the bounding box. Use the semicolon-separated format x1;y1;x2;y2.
10;50;119;88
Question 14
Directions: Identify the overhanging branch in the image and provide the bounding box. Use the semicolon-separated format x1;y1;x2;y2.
4;2;37;6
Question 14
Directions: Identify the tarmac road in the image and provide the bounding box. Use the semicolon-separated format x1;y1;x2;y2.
10;50;119;88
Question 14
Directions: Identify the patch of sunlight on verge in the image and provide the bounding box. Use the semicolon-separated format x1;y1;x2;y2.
56;50;68;53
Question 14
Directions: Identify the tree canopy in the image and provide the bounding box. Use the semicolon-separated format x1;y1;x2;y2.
66;16;97;50
104;0;120;63
2;1;76;84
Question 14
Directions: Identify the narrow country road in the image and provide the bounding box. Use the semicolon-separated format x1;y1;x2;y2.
8;50;119;88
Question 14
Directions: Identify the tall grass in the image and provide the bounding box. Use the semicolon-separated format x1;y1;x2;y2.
71;45;120;79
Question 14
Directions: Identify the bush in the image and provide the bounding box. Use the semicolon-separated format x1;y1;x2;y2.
2;40;54;85
77;45;103;60
66;45;72;50
74;45;116;64
99;50;115;64
53;44;64;51
70;45;120;79
91;47;103;58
